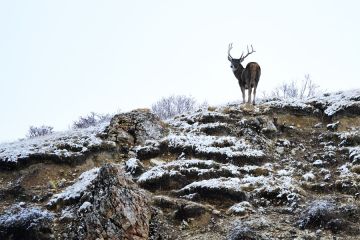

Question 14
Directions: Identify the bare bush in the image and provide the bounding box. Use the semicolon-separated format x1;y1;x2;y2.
152;95;206;119
27;125;54;138
72;112;113;129
269;74;319;100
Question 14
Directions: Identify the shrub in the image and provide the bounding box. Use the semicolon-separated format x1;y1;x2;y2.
151;95;206;119
265;74;319;100
72;112;112;129
27;125;54;138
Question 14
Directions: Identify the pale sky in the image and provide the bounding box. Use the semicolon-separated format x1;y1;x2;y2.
0;0;359;142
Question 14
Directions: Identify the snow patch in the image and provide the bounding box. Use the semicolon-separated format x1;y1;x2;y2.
48;167;99;206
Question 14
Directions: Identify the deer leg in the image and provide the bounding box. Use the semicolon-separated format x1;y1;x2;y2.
240;86;245;104
248;87;252;104
252;86;257;105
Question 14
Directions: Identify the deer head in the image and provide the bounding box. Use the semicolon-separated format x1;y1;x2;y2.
228;43;256;71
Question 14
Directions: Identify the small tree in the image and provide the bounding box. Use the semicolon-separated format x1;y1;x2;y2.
152;95;204;119
27;125;54;138
72;112;112;129
270;74;319;100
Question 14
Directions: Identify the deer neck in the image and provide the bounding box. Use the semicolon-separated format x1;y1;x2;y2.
233;64;244;79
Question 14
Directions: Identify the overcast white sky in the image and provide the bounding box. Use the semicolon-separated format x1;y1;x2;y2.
0;0;359;142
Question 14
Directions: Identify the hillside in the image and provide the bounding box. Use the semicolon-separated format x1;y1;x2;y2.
0;90;360;239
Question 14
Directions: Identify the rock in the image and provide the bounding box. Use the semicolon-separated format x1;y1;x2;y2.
149;158;166;166
297;200;360;233
103;109;167;147
298;200;336;230
312;159;325;167
238;165;271;176
47;168;100;208
226;201;255;216
152;195;210;220
50;164;152;239
175;177;247;202
307;89;360;118
137;159;241;190
227;222;260;240
0;204;54;240
198;122;232;136
134;140;163;160
57;178;67;188
302;172;316;182
164;134;265;164
327;121;339;131
124;157;144;176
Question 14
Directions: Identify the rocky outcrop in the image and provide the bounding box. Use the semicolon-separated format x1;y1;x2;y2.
49;164;151;240
0;123;116;169
137;159;242;190
1;90;360;239
103;109;167;148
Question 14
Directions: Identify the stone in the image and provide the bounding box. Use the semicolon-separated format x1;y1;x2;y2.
52;164;152;239
103;109;167;147
0;204;54;240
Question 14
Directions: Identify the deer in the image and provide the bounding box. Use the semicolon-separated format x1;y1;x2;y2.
228;43;261;105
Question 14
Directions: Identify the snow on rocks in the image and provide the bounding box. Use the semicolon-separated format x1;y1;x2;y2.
226;201;255;216
48;167;99;208
164;134;265;164
307;89;360;117
335;163;360;194
0;204;54;239
175;177;247;201
263;98;316;115
176;172;300;205
124;157;144;175
133;140;162;160
348;146;360;164
302;171;316;182
0;122;115;169
169;110;232;127
137;159;241;189
261;89;360;118
327;121;339;131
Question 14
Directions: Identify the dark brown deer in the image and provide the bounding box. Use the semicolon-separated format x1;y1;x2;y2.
228;43;261;105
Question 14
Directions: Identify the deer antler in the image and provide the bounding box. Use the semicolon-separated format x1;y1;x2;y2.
240;45;256;62
228;43;233;61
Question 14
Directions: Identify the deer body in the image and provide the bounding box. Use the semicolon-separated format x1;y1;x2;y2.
228;44;261;105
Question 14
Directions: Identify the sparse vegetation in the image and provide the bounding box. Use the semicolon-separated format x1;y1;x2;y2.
263;74;319;100
27;125;54;138
72;112;112;129
151;95;207;119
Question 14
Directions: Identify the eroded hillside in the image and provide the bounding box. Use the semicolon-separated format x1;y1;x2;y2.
0;90;360;239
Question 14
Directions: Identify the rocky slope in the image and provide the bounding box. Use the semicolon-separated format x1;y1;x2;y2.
0;90;360;239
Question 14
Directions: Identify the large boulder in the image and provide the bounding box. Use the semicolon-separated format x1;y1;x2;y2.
49;163;152;240
103;109;167;149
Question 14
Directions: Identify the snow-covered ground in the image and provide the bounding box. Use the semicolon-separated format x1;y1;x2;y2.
259;89;360;117
0;122;115;166
165;134;264;160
